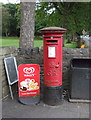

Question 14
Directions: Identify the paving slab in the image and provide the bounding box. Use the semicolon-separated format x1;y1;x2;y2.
2;96;90;119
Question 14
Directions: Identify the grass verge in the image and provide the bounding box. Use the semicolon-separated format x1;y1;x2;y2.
0;37;77;48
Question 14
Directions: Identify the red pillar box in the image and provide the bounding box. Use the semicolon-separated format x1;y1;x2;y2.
18;64;40;105
41;27;67;105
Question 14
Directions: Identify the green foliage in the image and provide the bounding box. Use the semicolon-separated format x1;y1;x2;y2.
35;2;90;38
64;41;77;48
2;2;90;40
2;3;20;36
2;6;9;36
89;2;91;34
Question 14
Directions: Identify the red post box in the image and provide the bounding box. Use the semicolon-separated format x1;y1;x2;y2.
41;27;66;105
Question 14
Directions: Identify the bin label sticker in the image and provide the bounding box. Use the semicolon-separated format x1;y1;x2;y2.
48;46;56;58
18;64;40;97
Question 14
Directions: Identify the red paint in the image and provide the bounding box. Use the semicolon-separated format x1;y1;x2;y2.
43;32;64;86
18;64;40;97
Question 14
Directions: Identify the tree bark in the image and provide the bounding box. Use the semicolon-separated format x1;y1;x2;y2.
20;2;35;48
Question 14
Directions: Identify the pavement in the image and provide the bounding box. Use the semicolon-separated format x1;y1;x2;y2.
2;95;90;119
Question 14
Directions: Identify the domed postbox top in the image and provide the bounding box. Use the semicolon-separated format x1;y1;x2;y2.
41;27;67;34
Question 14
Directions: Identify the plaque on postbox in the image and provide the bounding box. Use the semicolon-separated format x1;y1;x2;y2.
18;64;40;105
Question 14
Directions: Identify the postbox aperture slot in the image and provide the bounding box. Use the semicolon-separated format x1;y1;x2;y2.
47;40;58;43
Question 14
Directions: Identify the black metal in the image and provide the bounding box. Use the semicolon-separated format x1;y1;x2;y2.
70;58;91;100
19;96;40;105
44;85;63;106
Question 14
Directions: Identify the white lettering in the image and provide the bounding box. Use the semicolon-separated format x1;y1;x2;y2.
24;74;35;77
22;92;36;95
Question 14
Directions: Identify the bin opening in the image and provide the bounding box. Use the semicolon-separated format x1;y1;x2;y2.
47;40;58;43
71;58;91;68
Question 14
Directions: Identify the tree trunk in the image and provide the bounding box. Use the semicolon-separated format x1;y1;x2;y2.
20;2;35;48
5;29;8;37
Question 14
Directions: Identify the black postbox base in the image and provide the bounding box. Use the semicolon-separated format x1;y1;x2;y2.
43;85;63;106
